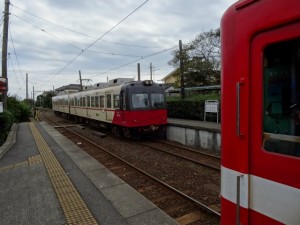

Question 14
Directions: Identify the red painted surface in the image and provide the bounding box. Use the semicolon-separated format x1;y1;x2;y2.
221;0;300;224
112;109;167;127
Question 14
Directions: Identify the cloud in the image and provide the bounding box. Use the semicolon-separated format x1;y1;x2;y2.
4;0;236;99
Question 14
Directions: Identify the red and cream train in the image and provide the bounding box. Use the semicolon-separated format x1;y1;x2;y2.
221;0;300;224
52;79;167;138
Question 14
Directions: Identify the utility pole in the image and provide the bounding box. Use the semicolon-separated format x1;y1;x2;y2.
26;73;28;99
79;70;83;91
179;40;185;99
150;62;153;81
1;0;10;110
137;63;141;81
33;86;35;107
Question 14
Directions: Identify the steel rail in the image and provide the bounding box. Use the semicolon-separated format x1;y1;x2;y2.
41;114;221;218
138;142;220;171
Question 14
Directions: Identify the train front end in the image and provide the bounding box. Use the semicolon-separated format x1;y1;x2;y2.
112;80;167;138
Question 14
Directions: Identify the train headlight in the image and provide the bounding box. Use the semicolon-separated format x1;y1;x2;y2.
143;80;153;86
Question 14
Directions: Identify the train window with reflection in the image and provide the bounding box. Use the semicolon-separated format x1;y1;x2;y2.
95;96;99;108
100;96;104;108
151;93;165;108
132;93;149;109
113;95;119;109
91;96;95;107
87;96;90;107
81;97;85;107
263;39;300;157
106;94;112;108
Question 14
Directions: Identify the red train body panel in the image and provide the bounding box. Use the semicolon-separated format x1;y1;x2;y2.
221;0;300;224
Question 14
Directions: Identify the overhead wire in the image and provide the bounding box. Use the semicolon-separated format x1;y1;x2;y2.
8;53;23;96
8;25;25;83
42;0;150;86
10;2;160;49
11;13;145;57
88;45;177;79
11;14;83;51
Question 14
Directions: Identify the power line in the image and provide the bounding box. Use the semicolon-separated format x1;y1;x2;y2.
88;45;177;79
11;14;83;51
42;0;150;86
11;13;145;58
9;26;25;82
10;2;160;49
8;53;23;96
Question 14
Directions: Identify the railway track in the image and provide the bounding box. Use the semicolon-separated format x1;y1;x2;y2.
138;140;220;171
39;111;221;225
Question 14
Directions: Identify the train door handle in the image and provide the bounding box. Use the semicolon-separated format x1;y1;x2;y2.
236;80;244;136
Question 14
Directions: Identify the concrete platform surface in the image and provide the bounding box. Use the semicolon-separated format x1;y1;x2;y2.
0;122;179;225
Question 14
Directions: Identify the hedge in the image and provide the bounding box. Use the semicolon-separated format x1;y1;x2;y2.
0;110;14;146
166;93;220;122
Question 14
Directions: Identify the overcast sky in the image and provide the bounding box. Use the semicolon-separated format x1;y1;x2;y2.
2;0;236;99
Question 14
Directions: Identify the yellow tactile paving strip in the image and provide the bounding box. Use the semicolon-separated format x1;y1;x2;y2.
29;122;99;225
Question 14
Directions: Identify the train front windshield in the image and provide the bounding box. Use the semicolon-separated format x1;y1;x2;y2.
131;93;165;109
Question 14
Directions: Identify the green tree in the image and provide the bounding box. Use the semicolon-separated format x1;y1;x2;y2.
36;91;56;108
169;29;221;87
7;95;31;122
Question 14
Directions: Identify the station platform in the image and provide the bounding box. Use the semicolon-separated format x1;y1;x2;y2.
0;122;179;225
167;118;221;133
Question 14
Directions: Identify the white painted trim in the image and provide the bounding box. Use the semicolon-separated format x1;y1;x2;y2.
221;166;249;208
221;166;300;224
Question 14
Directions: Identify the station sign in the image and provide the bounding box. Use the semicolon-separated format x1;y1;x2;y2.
0;77;8;92
204;100;219;123
205;100;219;113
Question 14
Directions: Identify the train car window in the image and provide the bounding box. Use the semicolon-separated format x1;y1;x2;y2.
95;96;99;108
82;97;86;107
132;93;149;109
87;96;90;107
113;95;119;109
151;93;165;108
106;94;112;108
100;96;104;108
74;97;77;106
263;39;300;157
91;96;95;107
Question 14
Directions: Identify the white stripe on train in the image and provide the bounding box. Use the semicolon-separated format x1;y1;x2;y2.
221;166;300;224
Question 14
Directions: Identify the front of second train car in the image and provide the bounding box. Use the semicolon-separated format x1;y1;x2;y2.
112;80;167;138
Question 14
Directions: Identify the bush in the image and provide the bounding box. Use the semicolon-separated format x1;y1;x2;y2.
0;96;31;146
166;93;220;121
0;110;14;146
7;96;31;123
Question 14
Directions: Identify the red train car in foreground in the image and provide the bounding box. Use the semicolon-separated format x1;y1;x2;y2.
221;0;300;224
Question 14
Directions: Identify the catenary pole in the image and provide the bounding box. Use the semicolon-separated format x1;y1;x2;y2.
179;40;185;99
1;0;10;110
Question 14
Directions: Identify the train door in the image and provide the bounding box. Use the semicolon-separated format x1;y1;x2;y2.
249;23;300;224
105;93;113;121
